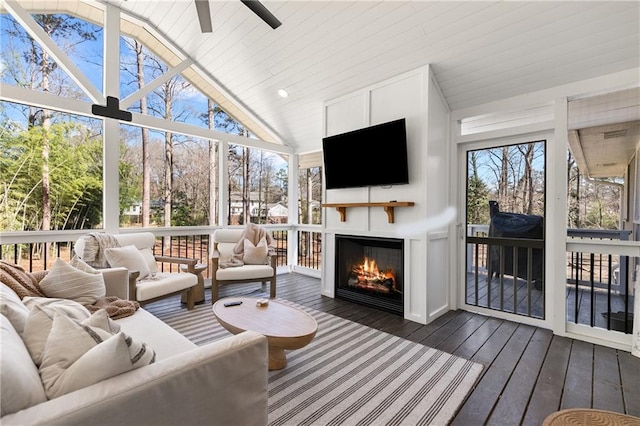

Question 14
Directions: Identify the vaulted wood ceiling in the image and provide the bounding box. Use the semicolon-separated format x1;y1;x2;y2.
10;1;640;155
99;0;639;152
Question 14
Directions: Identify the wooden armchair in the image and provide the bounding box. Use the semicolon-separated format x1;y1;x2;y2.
210;228;277;303
75;232;198;309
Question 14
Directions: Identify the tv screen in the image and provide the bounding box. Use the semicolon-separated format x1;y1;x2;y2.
322;118;408;190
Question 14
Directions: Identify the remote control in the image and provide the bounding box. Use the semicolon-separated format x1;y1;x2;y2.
223;301;243;307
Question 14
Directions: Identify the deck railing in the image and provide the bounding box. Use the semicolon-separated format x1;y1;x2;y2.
566;236;638;334
466;225;637;333
466;235;545;319
0;226;323;278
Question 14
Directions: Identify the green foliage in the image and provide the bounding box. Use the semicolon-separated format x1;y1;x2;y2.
0;121;103;231
118;143;141;219
467;174;490;225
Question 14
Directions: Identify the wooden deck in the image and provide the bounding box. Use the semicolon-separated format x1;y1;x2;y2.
210;273;640;425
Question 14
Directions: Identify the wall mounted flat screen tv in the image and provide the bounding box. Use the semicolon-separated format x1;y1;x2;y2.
322;118;408;190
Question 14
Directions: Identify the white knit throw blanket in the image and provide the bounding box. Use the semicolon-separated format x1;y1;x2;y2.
80;232;119;268
219;223;274;269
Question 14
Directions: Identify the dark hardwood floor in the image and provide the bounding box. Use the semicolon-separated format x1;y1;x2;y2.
212;272;640;426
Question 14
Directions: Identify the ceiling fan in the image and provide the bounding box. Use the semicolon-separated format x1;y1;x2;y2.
195;0;282;33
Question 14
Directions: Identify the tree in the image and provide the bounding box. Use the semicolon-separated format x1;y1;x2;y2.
466;151;489;225
0;122;102;233
135;40;152;228
1;13;97;237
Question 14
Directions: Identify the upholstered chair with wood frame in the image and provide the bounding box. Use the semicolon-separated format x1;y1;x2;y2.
210;228;277;303
74;232;198;309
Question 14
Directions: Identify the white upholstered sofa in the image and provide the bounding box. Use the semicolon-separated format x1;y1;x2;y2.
0;263;268;425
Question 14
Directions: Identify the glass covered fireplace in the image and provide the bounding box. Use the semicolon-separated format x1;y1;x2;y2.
335;235;404;315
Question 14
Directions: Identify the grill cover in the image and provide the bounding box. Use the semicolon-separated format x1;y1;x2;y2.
488;202;544;288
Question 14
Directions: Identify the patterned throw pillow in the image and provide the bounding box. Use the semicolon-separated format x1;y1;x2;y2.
39;258;106;305
39;312;155;399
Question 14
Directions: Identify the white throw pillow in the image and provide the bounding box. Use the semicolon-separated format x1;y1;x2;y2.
139;247;158;275
0;315;47;416
0;283;30;335
243;237;268;265
39;258;106;305
105;245;151;280
39;312;156;399
22;298;91;366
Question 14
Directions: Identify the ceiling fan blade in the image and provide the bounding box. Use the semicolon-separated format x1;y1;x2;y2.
195;0;213;33
240;0;282;29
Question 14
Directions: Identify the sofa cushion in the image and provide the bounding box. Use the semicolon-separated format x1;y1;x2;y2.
39;258;106;305
40;313;155;399
0;314;47;416
0;283;30;334
105;245;151;280
22;298;91;366
243;237;268;265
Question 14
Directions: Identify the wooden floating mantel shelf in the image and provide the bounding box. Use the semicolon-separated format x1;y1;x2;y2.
322;202;415;223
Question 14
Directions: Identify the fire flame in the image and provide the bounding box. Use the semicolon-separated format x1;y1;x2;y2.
352;257;396;286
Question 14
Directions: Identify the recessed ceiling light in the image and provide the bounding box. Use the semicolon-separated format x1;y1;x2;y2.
278;89;289;98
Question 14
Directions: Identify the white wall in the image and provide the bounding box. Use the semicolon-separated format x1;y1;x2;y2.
321;65;451;324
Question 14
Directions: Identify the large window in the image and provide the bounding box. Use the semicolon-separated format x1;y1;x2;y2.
119;124;216;227
0;102;103;231
1;5;289;233
298;166;322;225
227;143;288;225
1;13;103;101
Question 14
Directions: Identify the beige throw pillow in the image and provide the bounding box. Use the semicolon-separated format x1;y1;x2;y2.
139;247;158;275
105;245;151;280
243;237;268;265
38;258;106;305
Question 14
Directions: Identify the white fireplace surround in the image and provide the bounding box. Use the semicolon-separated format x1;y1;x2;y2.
320;65;452;325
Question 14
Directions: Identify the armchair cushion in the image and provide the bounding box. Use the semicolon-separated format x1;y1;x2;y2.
135;272;196;302
39;258;106;305
216;265;274;281
105;245;151;280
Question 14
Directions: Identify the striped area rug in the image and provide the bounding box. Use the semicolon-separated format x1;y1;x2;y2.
146;295;483;426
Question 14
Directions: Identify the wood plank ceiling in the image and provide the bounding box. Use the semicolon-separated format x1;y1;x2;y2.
22;1;640;153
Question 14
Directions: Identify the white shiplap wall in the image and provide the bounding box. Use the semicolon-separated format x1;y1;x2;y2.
321;65;451;325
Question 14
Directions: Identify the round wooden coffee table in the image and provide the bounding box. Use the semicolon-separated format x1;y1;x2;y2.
212;297;318;370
